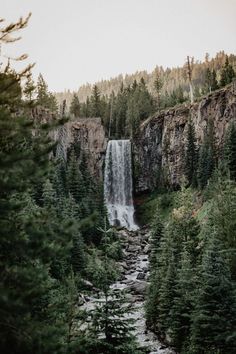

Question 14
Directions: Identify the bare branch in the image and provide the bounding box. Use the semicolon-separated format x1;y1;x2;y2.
0;13;31;44
3;53;29;61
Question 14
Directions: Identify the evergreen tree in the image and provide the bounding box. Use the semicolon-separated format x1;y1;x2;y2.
220;56;235;87
42;178;57;209
82;96;91;117
154;73;163;110
87;224;139;354
66;151;85;204
198;119;216;188
48;92;58;113
149;211;164;269
0;70;68;354
136;78;154;120
185;118;198;186
71;231;86;274
90;85;101;117
211;69;219;91
170;245;195;352
70;93;81;117
113;86;128;138
23;73;36;102
224;122;236;180
126;95;140;138
204;68;218;93
190;233;236;354
36;73;58;113
36;73;49;106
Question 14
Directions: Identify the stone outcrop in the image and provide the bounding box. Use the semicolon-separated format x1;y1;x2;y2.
134;82;236;192
53;117;107;180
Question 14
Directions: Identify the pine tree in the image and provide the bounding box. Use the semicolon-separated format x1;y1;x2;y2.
224;122;236;180
36;73;58;113
70;93;81;117
154;73;163;110
126;95;140;138
136;78;154;120
113;86;128;138
90;85;101;117
190;233;236;354
87;224;139;354
66;151;85;203
220;55;235;87
205;68;218;93
36;73;49;106
0;70;67;354
23;73;36;102
170;245;195;352
149;212;164;269
198;119;216;188
48;92;58;113
185;118;198;186
211;69;219;91
42;178;57;209
71;231;86;274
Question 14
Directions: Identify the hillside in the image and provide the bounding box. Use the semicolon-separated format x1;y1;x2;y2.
55;51;236;106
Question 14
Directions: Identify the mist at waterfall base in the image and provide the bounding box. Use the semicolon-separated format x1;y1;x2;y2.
104;140;139;231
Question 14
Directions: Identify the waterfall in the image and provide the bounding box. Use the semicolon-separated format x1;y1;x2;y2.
104;140;138;231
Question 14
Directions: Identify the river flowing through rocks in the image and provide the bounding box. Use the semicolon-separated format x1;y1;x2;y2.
80;228;176;354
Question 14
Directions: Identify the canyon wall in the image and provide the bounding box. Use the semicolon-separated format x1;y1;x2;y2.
34;83;236;190
133;82;236;192
52;117;107;180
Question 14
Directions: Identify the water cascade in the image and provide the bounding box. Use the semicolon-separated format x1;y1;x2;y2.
104;140;138;231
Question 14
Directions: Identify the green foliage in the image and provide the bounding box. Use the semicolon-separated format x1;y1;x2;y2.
224;122;236;180
220;56;235;87
84;225;140;354
36;73;58;113
0;16;115;354
198;119;216;189
190;233;236;354
70;94;81;117
23;73;36;103
80;78;154;138
90;85;102;117
162;86;187;108
146;180;236;354
185;118;198;187
204;68;219;93
56;51;236;110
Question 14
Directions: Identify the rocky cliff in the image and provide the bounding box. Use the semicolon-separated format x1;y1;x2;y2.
53;117;107;180
133;82;236;192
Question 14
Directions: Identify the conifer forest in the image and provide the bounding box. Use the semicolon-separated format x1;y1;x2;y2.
1;2;236;354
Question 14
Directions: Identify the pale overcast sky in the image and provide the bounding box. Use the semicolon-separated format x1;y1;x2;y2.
1;0;236;92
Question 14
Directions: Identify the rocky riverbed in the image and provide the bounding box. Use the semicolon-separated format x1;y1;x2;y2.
80;227;176;353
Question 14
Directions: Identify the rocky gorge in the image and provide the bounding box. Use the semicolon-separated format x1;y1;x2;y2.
80;228;176;354
49;82;236;193
134;82;236;191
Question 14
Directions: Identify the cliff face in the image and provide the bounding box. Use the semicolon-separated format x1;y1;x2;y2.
53;118;107;180
134;82;236;192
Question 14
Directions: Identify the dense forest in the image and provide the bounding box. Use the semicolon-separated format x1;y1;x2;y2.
0;15;142;354
58;52;235;139
144;117;236;353
55;51;236;107
1;12;236;354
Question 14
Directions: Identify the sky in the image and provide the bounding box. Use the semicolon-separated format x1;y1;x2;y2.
1;0;236;92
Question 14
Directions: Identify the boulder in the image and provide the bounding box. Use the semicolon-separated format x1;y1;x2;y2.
137;272;146;280
130;281;147;295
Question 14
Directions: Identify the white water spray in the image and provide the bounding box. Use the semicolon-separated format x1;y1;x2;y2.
104;140;138;231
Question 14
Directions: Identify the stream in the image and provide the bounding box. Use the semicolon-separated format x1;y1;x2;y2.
80;228;175;354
